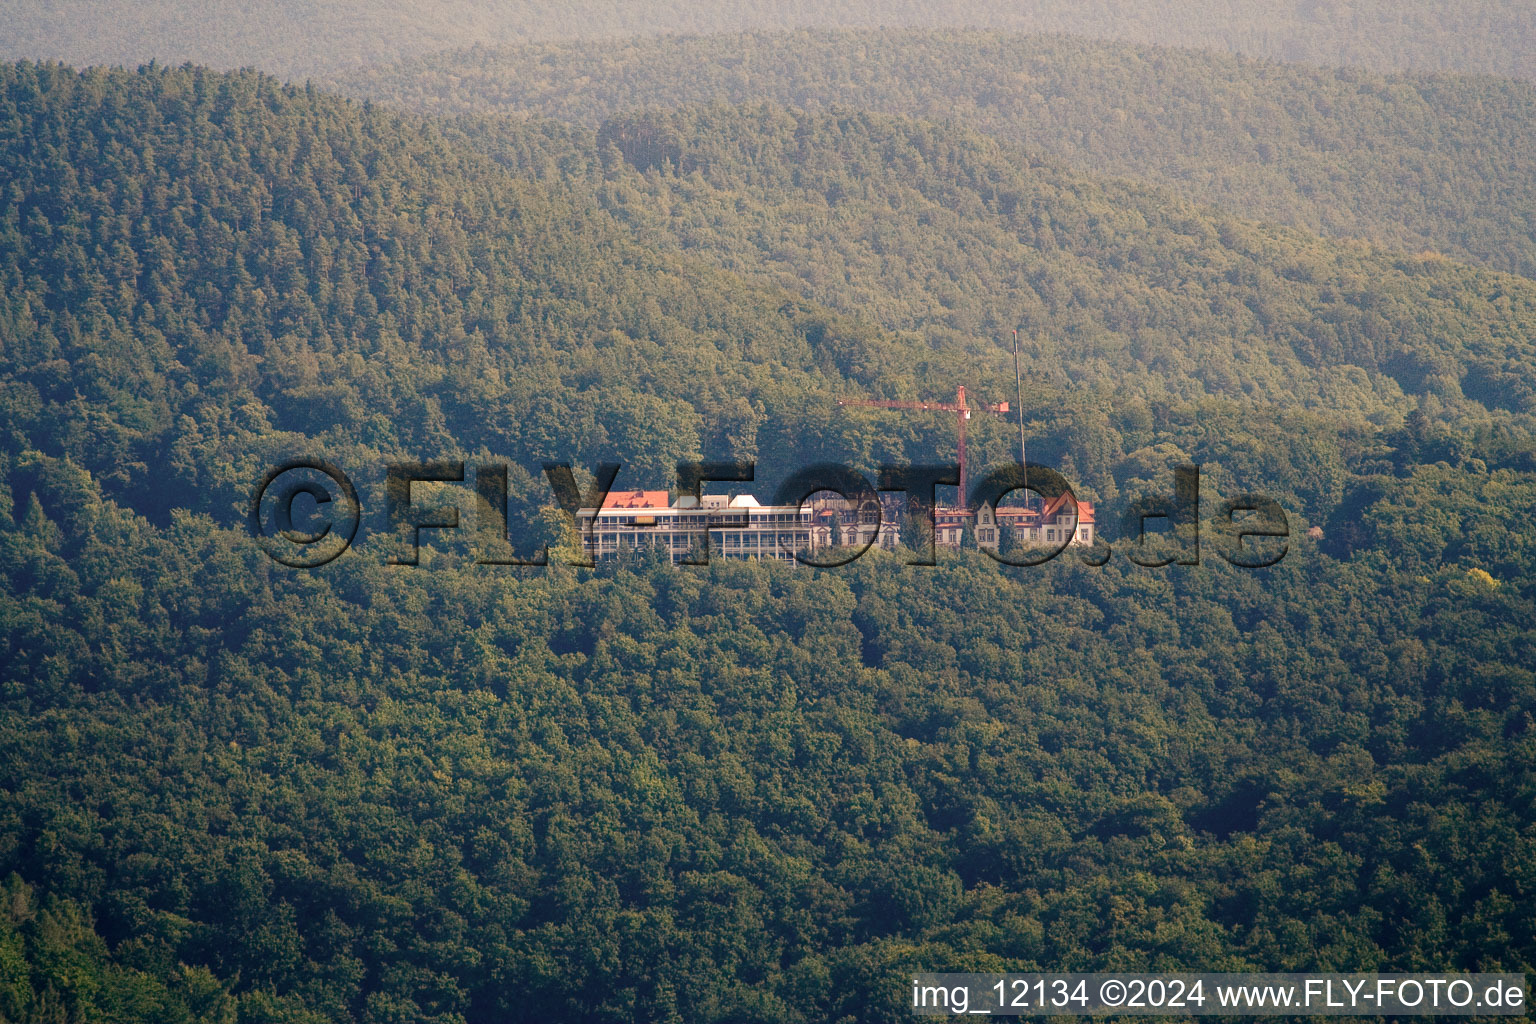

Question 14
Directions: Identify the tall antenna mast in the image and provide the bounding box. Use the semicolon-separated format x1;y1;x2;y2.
1012;329;1028;502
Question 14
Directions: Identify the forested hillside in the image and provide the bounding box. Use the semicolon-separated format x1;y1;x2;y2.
0;61;924;519
3;0;1534;80
341;30;1536;280
1;62;1533;1023
486;105;1536;434
8;60;1536;520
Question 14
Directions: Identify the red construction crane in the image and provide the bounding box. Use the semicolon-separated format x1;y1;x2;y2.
837;385;1009;500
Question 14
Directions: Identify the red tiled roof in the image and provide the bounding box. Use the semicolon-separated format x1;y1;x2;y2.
993;497;1095;523
601;489;671;509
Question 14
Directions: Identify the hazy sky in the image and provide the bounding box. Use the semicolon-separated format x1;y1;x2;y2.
2;0;1532;81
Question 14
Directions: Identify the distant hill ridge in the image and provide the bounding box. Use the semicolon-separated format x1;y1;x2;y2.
1;0;1533;79
338;29;1536;280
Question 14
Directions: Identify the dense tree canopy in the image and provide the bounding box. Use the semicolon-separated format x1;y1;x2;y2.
0;61;1533;1023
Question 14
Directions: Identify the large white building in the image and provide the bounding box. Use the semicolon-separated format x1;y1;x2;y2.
578;488;1096;564
580;490;825;563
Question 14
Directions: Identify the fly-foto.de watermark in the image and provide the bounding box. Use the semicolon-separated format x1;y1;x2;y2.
909;973;1527;1016
248;459;1289;570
